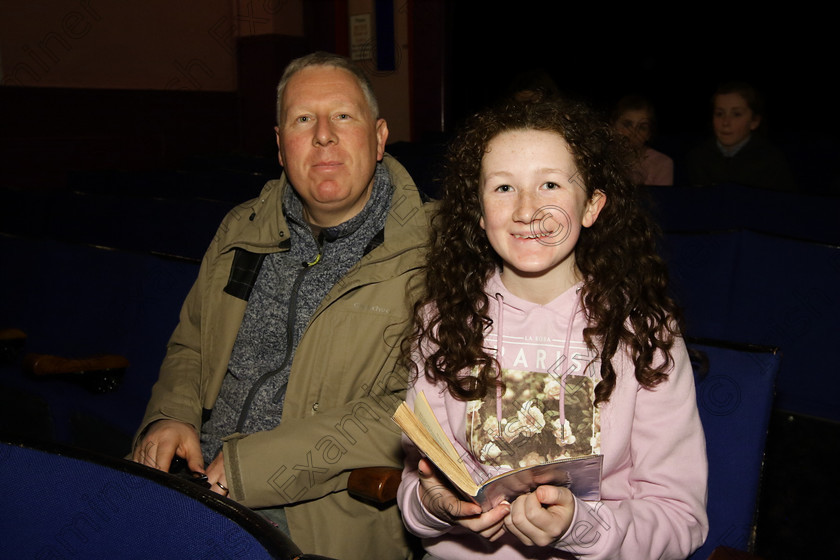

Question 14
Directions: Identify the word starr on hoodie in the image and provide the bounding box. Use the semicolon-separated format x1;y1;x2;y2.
397;270;709;560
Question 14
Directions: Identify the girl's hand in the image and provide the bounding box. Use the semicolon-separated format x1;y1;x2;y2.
504;485;576;547
417;458;510;541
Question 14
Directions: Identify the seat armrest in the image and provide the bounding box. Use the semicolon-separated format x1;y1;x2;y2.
347;467;402;504
22;353;129;393
708;546;765;560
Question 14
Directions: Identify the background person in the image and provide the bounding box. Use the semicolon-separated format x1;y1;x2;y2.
686;81;797;191
611;94;674;186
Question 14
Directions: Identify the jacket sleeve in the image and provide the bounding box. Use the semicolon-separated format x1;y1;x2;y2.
222;369;408;508
555;338;709;559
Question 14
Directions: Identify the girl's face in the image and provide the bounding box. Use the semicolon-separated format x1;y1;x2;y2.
613;108;652;148
713;92;760;148
479;129;606;302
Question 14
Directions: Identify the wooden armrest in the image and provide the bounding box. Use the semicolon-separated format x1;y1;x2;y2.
23;353;130;376
0;328;27;341
347;467;402;504
22;353;129;393
708;546;765;560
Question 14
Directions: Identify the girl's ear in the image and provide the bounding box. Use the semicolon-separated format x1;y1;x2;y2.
582;190;606;228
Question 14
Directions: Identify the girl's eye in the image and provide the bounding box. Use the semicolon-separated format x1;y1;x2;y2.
543;182;559;190
496;184;513;192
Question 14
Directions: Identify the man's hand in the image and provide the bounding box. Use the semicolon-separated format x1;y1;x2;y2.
206;451;229;496
417;458;510;541
503;485;576;547
132;419;203;475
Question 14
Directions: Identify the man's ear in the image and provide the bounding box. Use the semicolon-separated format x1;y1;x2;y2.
582;190;607;228
375;119;389;161
275;126;284;167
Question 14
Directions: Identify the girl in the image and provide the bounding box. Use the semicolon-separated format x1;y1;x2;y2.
611;94;674;186
396;99;708;559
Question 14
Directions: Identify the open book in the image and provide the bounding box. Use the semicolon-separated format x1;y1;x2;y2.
393;391;603;511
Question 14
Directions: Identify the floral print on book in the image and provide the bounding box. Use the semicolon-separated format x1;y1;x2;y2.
467;369;601;472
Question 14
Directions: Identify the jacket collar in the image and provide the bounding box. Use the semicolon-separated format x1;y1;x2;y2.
218;152;431;266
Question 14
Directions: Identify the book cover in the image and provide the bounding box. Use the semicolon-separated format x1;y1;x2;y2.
393;391;603;511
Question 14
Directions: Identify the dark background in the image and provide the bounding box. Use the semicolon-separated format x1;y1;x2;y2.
447;6;835;144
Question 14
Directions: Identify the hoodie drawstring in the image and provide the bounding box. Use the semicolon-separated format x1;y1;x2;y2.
493;293;505;426
558;292;581;439
493;288;581;441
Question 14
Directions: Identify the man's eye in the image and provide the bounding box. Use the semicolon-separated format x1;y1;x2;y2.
337;113;350;120
297;116;310;123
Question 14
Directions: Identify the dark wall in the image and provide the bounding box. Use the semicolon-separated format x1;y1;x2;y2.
0;2;348;192
0;86;240;190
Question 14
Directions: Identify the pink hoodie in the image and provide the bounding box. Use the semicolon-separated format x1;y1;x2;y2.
397;272;708;559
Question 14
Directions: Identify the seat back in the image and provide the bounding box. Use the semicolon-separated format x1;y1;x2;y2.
0;436;322;559
686;339;780;559
660;229;839;422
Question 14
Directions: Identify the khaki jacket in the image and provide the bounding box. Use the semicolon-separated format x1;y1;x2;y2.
134;155;430;559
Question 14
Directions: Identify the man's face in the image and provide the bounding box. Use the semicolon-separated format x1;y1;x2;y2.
276;65;388;228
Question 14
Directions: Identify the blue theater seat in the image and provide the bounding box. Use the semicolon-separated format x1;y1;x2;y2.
0;234;199;453
646;183;840;245
686;339;780;559
0;185;231;261
0;436;333;559
660;229;840;422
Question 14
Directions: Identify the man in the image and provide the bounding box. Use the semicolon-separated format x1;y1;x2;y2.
132;51;429;559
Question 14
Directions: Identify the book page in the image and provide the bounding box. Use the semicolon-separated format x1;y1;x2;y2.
413;392;467;468
392;394;478;496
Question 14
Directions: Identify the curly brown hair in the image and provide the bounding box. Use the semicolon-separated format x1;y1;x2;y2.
401;98;684;406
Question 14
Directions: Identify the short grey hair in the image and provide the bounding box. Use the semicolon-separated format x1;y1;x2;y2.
275;51;380;126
